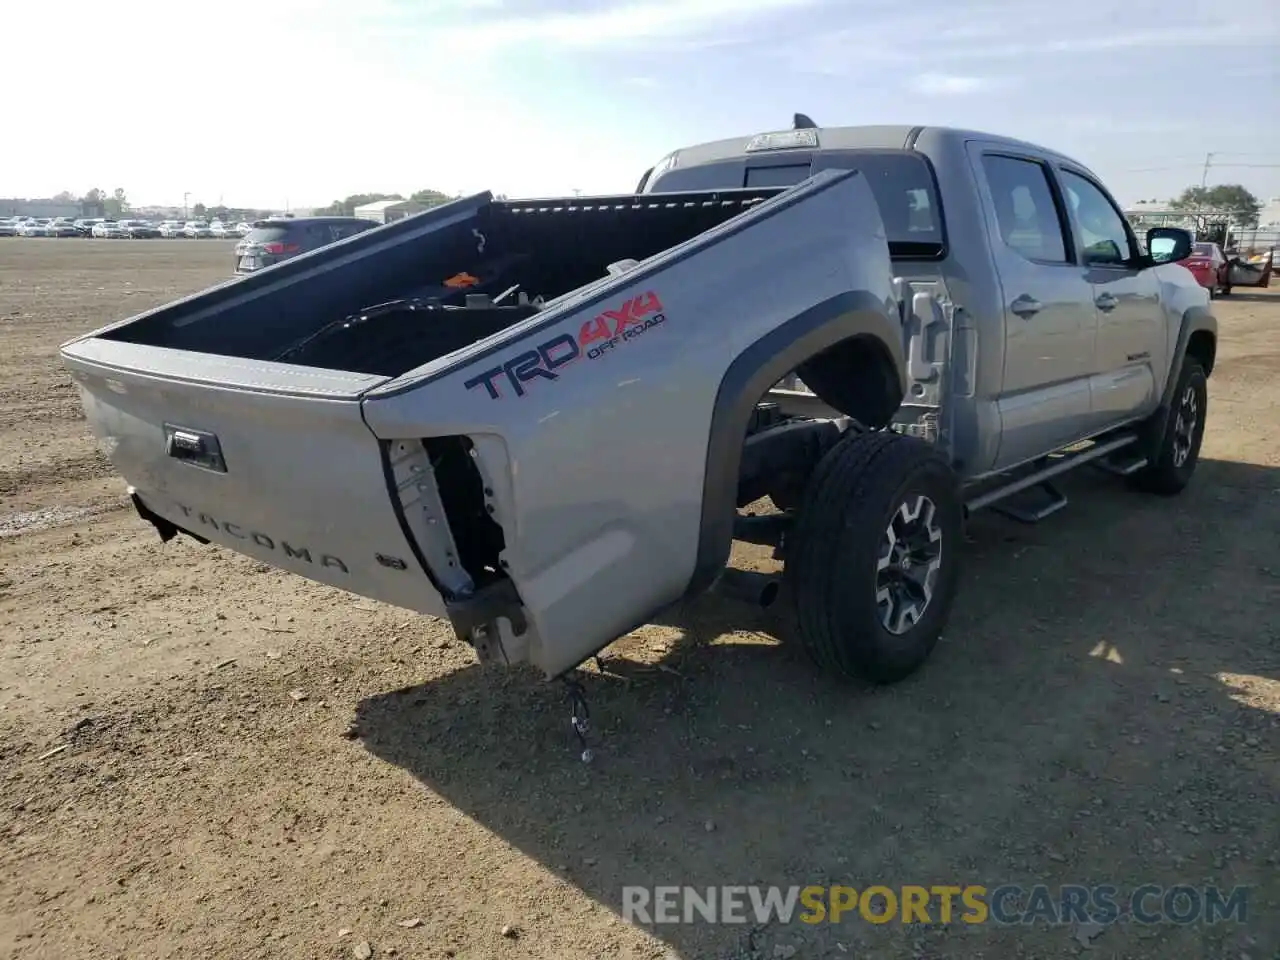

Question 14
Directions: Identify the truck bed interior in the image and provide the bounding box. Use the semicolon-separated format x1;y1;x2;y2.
99;189;782;378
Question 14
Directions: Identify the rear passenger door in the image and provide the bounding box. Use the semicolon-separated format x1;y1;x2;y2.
966;143;1097;470
1054;167;1163;429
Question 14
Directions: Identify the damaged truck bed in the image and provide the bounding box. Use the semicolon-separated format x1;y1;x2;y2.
62;169;902;678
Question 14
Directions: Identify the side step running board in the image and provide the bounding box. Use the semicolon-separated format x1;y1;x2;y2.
965;433;1140;522
1092;454;1148;477
991;481;1068;525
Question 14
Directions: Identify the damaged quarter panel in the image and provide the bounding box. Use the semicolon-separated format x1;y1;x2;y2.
361;168;900;677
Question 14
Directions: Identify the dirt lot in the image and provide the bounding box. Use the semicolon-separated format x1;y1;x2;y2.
1;240;1277;960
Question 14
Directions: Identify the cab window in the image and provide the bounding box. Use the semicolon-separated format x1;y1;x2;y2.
1060;170;1134;266
980;154;1070;264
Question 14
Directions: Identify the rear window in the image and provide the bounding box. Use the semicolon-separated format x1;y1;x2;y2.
1192;243;1215;256
646;149;944;253
246;224;298;243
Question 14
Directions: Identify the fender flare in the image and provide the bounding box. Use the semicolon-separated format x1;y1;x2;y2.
1145;304;1217;456
684;289;905;598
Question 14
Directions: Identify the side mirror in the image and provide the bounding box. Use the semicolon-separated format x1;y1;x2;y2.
1146;226;1193;265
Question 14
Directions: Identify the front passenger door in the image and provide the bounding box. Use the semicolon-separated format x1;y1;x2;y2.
1056;168;1164;429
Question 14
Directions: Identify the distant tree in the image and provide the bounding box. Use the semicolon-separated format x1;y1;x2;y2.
313;192;404;216
192;202;208;218
78;188;107;217
104;187;130;217
52;190;77;204
312;190;457;216
409;188;452;207
1169;184;1262;227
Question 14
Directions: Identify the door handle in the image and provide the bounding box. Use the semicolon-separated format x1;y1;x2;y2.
1010;294;1042;318
1095;292;1119;312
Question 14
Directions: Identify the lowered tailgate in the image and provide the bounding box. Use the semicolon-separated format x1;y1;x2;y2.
61;338;450;617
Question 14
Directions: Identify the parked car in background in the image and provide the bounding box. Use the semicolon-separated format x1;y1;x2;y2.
74;218;103;236
48;219;81;237
210;221;237;238
158;221;185;238
1226;246;1274;290
92;221;129;238
232;216;377;274
183;220;213;238
234;221;253;236
121;219;162;239
17;219;52;236
0;218;16;237
1182;241;1233;297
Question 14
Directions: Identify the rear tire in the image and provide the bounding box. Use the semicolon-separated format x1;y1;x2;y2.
784;431;963;684
1130;359;1207;496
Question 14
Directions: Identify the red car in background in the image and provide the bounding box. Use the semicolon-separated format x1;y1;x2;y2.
1180;242;1233;297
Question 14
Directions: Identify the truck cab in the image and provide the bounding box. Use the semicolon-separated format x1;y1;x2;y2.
639;122;1215;482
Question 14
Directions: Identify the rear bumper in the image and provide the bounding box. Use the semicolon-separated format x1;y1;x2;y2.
234;255;284;274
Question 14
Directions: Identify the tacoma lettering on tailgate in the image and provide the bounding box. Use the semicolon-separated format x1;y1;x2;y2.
174;504;350;573
463;290;666;400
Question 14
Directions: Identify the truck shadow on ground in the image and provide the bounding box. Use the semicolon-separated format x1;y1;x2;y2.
355;457;1279;959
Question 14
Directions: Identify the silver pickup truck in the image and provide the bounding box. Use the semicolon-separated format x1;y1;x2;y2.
61;122;1216;692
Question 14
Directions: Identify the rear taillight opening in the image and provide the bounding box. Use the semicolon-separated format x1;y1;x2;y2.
262;242;300;255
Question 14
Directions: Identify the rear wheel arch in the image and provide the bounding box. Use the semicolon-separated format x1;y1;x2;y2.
684;289;905;599
795;335;904;430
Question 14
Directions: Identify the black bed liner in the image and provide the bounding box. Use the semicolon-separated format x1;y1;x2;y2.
99;188;783;379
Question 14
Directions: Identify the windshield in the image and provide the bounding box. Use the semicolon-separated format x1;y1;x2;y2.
643;149;944;253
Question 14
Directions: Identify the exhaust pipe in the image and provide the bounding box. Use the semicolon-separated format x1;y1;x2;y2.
710;568;782;608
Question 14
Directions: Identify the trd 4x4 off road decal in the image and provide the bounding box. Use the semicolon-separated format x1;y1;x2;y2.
463;290;666;400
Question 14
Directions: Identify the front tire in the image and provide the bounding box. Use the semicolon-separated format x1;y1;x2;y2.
784;431;963;683
1130;359;1207;496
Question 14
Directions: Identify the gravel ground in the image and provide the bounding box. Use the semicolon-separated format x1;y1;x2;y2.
1;240;1277;960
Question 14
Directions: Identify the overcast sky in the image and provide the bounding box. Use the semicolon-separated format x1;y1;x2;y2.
6;0;1278;209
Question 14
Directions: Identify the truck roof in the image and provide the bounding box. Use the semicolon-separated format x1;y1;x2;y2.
663;123;1084;171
